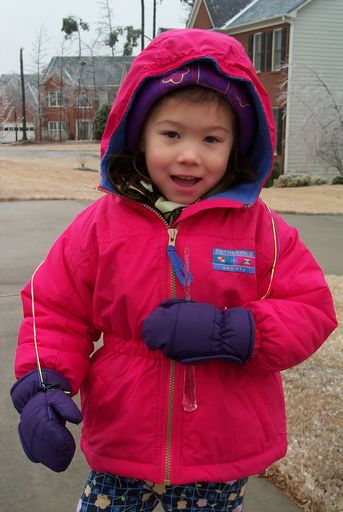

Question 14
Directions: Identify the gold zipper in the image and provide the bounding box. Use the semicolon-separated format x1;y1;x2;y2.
164;359;176;485
164;227;179;485
98;185;168;225
100;187;177;485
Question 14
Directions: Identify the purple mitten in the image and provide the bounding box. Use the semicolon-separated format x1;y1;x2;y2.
10;369;82;472
142;298;255;364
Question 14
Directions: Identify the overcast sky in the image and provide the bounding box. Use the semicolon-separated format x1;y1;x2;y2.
0;0;189;74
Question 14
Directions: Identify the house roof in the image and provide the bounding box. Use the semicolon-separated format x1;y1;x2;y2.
204;0;252;28
0;73;38;106
42;56;135;88
222;0;308;29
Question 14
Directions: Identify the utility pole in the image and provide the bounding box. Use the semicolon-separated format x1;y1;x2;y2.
153;0;157;39
20;48;28;142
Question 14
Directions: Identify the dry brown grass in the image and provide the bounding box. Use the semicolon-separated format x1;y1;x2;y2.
1;142;342;511
0;142;100;201
1;142;343;213
264;275;343;512
260;185;343;215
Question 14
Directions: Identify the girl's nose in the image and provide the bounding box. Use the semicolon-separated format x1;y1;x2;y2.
176;145;201;165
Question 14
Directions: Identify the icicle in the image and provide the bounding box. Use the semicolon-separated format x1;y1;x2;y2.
182;365;198;412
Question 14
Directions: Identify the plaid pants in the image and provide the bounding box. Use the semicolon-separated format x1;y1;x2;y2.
76;471;248;512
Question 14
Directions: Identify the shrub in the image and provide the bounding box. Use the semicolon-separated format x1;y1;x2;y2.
332;176;343;185
273;174;327;188
93;104;111;141
264;161;282;188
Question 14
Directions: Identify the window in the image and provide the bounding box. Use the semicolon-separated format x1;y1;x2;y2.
48;121;67;139
77;120;92;140
253;33;263;73
272;29;283;71
48;121;58;133
248;28;286;73
48;91;63;107
272;108;283;156
78;92;91;108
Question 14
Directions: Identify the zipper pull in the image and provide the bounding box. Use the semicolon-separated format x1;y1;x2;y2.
167;229;193;288
168;228;177;247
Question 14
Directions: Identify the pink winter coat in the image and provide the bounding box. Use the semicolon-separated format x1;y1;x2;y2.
15;30;337;484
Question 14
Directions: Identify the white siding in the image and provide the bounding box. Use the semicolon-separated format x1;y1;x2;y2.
285;0;343;178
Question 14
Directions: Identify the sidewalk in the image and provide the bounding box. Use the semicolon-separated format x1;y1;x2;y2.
0;199;313;511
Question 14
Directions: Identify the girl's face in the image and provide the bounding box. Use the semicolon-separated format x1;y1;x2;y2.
140;95;235;204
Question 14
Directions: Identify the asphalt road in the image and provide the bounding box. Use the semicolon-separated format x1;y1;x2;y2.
3;199;341;511
1;149;99;159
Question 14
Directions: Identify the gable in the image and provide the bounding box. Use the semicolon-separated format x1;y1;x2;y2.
206;0;253;27
190;0;252;28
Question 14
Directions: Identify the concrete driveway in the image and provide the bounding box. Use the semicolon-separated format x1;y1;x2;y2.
3;199;340;511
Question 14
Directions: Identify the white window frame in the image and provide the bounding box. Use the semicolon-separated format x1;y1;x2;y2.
48;121;66;137
253;32;263;73
76;119;92;140
48;91;63;107
78;92;91;109
272;29;283;71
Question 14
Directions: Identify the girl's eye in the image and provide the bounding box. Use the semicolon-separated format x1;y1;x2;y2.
162;131;179;139
204;136;220;144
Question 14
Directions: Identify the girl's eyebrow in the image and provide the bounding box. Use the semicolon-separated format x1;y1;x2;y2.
155;119;230;133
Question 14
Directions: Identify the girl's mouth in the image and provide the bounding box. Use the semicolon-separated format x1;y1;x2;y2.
171;175;200;187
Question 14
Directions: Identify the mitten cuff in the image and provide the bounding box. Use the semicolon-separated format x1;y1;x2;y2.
11;369;71;413
221;307;255;363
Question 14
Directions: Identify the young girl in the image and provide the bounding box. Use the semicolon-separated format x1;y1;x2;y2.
11;29;337;512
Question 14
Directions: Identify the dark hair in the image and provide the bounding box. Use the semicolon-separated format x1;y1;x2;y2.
107;85;255;202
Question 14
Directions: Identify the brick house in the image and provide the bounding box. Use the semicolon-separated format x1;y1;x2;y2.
188;0;343;178
39;56;134;141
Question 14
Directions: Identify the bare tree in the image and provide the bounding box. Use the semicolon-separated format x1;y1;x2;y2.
83;36;103;138
280;63;343;176
97;0;123;56
30;26;49;141
0;92;12;139
61;16;90;140
57;38;67;142
1;77;23;142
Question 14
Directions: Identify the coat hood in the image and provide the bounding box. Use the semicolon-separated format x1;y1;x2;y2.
100;29;276;207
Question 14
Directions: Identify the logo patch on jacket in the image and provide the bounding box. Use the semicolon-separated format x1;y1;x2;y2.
212;248;256;274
